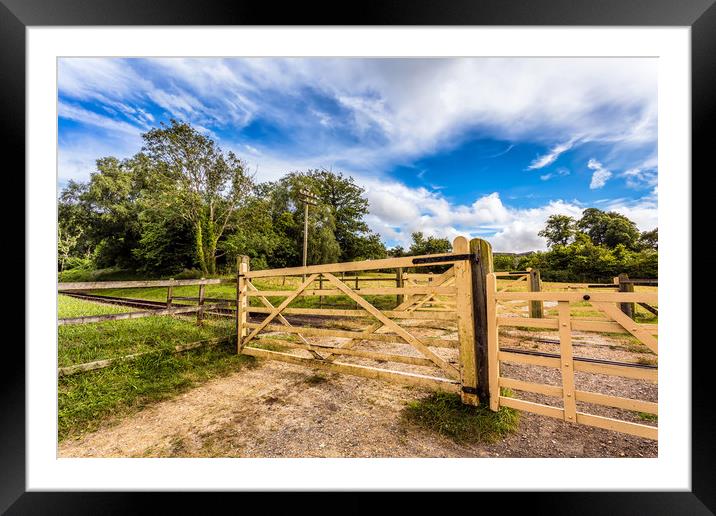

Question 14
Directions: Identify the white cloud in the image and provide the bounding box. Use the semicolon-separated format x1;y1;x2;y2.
587;159;613;189
58;102;142;135
527;139;576;170
540;167;570;181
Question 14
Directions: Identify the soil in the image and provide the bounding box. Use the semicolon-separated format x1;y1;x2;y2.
59;313;658;459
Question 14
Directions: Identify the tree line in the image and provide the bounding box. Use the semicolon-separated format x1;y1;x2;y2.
495;210;658;282
58;119;657;282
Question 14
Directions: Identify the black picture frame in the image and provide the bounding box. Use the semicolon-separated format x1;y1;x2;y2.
4;0;713;513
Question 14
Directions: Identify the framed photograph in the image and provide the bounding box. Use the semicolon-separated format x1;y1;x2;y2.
5;0;713;512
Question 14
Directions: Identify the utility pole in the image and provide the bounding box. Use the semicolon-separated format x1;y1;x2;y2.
297;188;318;281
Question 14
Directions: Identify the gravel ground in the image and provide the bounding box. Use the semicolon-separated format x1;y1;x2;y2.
59;315;657;458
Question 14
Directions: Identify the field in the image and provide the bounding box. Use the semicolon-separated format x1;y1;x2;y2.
57;275;658;457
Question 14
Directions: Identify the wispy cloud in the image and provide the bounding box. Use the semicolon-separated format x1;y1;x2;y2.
527;139;577;170
587;159;613;189
540;167;571;181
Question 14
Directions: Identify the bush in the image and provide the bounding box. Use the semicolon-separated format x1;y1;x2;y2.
173;268;205;280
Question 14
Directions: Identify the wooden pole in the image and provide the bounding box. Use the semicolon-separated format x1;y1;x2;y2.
166;279;174;308
453;237;478;406
618;273;635;319
237;255;249;352
302;202;308;283
528;269;544;318
396;267;404;306
470;237;494;405
197;281;206;325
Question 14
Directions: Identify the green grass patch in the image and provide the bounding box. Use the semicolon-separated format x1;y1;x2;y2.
58;312;233;368
636;412;658;422
58;344;256;441
401;392;520;443
58;295;134;318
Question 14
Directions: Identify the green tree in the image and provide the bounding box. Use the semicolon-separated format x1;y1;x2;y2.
142;120;253;275
638;228;658;250
408;232;452;255
538;214;576;247
576;208;640;249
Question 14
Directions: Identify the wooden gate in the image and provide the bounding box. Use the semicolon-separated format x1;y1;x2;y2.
236;236;486;405
485;273;658;440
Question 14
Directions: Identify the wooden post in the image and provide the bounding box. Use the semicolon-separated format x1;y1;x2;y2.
354;274;359;309
486;272;500;411
396;267;404;306
618;273;635;319
197;281;206;325
319;275;324;309
453;237;478;405
237;256;249;352
470;238;494;405
166;279;174;308
528;269;544;318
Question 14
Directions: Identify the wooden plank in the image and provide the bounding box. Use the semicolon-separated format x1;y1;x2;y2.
575;412;657;440
58;304;211;325
592;302;658;354
575;390;658;414
242;274;319;345
574;361;657;381
241;347;461;393
246;306;458;320
495;291;658;303
498;396;565;419
256;338;438;367
453;237;478;405
246;286;456;297
499;350;561;368
558;301;577;423
244;252;462;279
499;377;562;397
322;272;461;380
58;278;226;290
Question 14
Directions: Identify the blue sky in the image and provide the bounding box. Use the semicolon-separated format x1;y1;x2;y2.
58;57;658;252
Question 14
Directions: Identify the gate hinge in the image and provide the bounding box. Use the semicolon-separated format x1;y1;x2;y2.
461;386;478;395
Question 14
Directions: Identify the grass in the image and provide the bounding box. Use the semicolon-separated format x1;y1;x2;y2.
401;391;520;443
58;294;134;318
636;412;658;423
59;343;256;441
58;296;233;367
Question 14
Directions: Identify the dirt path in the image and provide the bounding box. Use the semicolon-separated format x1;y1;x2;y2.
59;358;657;458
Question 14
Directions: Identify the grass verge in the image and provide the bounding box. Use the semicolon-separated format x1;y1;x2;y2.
401;391;520;443
58;343;256;441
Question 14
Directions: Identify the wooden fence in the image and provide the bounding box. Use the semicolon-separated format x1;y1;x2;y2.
57;278;235;375
237;236;489;405
486;273;658;440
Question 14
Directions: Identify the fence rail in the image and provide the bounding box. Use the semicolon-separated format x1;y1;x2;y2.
486;272;658;440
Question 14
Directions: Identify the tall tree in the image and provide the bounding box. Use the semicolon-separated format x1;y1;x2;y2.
638;228;658;250
576;208;640;249
538;214;576;247
142;120;253;275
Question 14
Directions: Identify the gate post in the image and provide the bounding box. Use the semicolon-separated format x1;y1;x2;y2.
470;238;494;406
454;237;494;406
236;255;250;353
617;273;635;318
528;268;544;318
453;237;478;405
